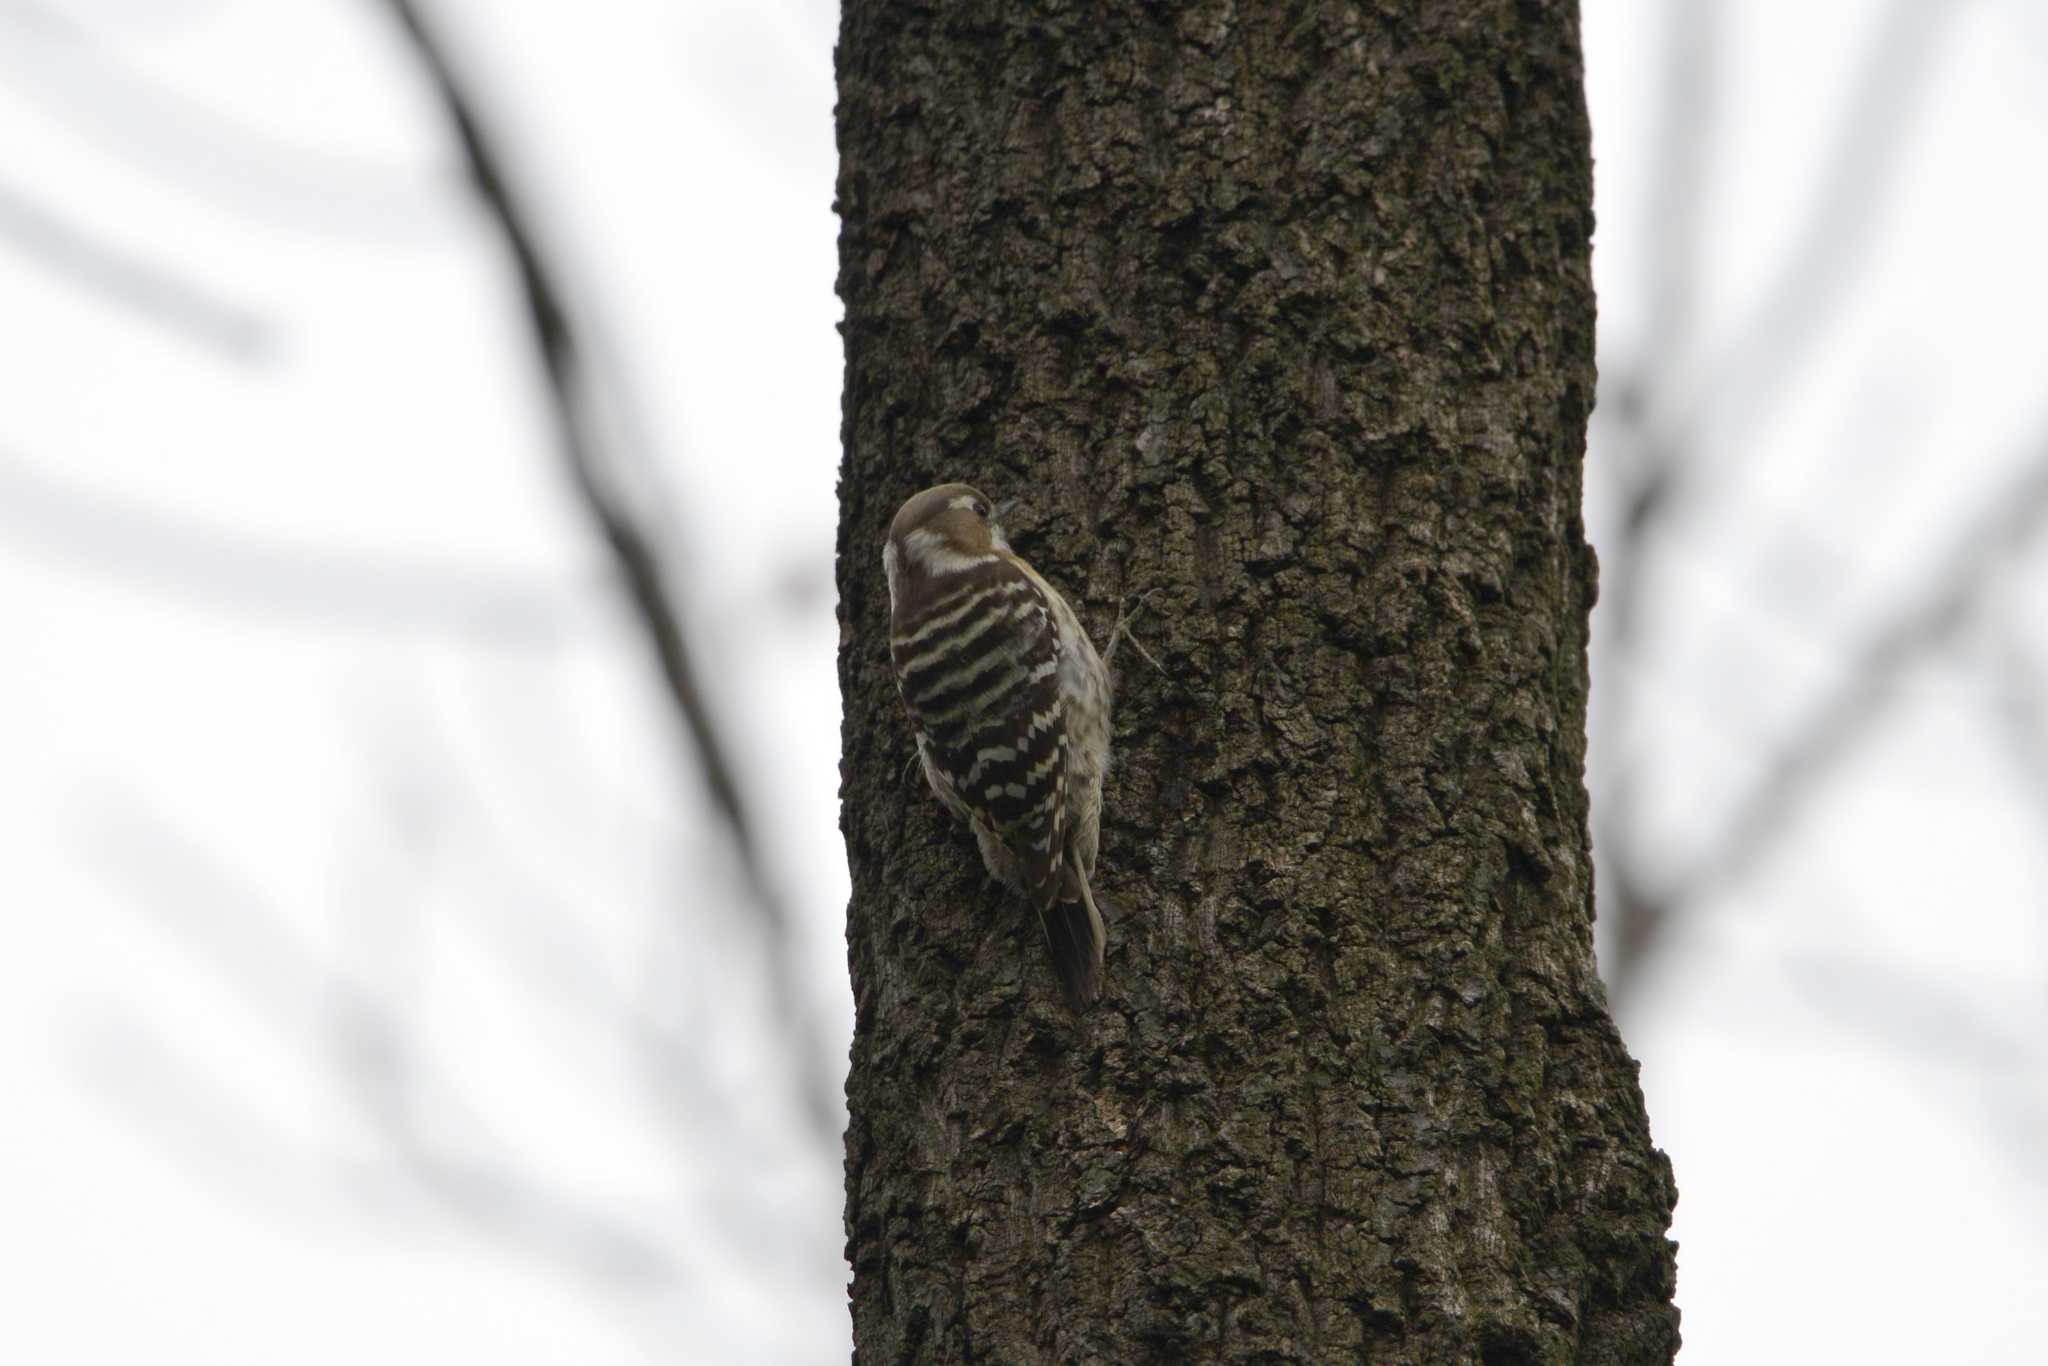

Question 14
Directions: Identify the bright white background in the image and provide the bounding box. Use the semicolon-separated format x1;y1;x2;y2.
0;2;2041;1361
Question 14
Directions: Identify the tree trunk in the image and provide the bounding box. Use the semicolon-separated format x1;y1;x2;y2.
834;2;1679;1362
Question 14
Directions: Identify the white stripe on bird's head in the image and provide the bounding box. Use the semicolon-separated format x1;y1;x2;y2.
905;526;996;577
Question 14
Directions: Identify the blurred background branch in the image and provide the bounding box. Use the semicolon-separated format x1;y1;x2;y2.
379;0;838;1147
0;0;447;242
1602;443;2048;989
0;446;582;641
1591;0;1969;999
0;174;274;357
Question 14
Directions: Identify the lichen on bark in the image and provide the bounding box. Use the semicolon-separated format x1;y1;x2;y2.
837;2;1679;1361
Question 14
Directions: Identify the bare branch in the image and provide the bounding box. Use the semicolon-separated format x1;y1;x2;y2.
0;447;583;645
1780;951;2048;1181
1593;0;1718;533
0;176;273;358
377;0;839;1144
1590;1;1723;988
89;798;680;1286
0;3;446;243
1606;447;2048;994
1990;614;2048;882
1633;0;1951;517
1595;1;1958;999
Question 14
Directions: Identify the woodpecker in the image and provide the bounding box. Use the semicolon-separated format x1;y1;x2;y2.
882;483;1112;1010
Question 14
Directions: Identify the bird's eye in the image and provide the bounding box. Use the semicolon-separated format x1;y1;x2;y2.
974;501;990;519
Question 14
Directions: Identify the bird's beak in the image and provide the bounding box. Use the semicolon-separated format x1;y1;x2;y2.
993;497;1021;522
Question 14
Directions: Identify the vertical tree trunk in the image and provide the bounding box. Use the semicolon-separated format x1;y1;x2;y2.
835;2;1678;1362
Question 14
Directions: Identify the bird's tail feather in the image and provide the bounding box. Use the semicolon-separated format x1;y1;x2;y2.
1041;866;1108;1011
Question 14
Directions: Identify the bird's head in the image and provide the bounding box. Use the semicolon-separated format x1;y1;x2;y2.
883;483;1012;602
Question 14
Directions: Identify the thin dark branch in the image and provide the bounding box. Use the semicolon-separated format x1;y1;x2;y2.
378;0;839;1144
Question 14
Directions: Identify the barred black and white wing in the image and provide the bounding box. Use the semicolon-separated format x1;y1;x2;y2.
890;563;1069;912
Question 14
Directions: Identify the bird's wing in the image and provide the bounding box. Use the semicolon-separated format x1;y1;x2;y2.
891;559;1067;907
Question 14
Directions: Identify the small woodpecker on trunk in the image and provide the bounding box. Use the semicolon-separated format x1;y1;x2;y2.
882;483;1113;1010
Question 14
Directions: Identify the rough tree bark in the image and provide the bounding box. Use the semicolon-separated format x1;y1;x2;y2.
835;3;1679;1362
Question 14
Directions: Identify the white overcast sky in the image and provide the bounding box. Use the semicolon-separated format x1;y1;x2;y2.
1;2;2044;1363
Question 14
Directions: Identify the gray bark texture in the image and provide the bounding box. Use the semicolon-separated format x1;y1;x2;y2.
834;2;1680;1363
